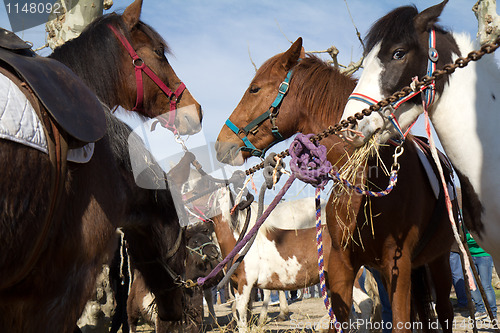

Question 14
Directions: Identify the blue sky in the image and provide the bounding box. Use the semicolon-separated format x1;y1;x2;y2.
0;0;497;195
1;1;487;141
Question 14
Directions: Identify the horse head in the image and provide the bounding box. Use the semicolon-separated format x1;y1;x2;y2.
185;222;220;279
52;0;202;135
341;0;459;146
215;38;304;165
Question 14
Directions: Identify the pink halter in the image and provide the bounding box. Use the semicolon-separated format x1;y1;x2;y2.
108;24;186;133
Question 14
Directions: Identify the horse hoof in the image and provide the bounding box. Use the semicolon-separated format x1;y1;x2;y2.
276;314;290;322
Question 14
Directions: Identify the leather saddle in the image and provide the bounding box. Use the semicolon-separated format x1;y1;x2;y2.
413;135;454;185
0;28;106;144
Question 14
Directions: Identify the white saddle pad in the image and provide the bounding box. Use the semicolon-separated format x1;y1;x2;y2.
0;72;94;163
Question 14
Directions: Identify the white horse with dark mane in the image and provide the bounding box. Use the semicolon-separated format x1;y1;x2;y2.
341;1;500;267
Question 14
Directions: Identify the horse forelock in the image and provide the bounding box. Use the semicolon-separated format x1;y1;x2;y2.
365;6;420;55
364;5;450;55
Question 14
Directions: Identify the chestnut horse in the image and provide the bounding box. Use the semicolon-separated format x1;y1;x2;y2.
0;0;202;332
216;38;456;332
340;1;500;269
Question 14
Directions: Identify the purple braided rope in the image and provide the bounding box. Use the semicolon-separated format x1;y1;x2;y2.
315;188;343;333
289;133;332;188
198;134;333;286
197;175;296;286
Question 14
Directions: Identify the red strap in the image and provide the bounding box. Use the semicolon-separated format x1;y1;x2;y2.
107;24;187;132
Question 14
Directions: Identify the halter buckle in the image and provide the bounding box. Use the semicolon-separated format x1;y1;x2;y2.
278;81;289;95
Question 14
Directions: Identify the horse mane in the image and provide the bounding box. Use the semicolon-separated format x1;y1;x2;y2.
364;5;448;54
104;110;134;171
291;55;356;123
49;13;170;107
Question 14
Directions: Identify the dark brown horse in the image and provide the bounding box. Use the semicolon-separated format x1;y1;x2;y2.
0;0;202;331
215;38;457;332
127;221;221;333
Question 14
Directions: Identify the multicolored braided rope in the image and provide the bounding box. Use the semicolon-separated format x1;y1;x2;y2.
290;133;342;332
315;188;343;333
329;169;398;197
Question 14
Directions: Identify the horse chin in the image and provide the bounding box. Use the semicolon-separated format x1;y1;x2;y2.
175;104;203;135
214;141;245;166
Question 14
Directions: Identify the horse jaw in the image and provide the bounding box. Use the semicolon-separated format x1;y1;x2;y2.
173;104;203;135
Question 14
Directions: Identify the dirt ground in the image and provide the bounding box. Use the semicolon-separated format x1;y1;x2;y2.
200;297;499;333
133;294;499;332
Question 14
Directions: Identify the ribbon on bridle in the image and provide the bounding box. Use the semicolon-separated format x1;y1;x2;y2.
107;24;186;134
347;29;439;142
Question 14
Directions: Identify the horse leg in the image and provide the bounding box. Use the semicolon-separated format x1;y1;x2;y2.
234;282;253;333
258;289;270;325
327;250;356;329
386;257;412;333
204;288;217;325
276;290;290;321
428;255;453;333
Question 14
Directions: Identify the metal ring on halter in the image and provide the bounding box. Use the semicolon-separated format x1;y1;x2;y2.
132;58;144;67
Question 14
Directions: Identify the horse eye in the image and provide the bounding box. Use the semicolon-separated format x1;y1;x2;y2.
154;48;165;58
392;50;406;60
249;86;261;94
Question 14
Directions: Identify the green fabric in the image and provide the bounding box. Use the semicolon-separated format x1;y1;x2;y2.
466;231;490;257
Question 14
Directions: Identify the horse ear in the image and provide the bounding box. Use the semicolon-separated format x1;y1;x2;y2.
413;0;448;33
122;0;143;29
280;37;303;71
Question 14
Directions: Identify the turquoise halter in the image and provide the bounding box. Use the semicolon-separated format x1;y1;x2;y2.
225;65;296;158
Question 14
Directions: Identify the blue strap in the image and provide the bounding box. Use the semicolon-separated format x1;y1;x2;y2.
223;62;299;159
225;118;241;135
225;119;264;157
424;29;437;107
270;69;294;109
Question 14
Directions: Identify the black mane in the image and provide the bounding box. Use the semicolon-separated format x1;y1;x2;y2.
364;5;447;55
49;14;125;106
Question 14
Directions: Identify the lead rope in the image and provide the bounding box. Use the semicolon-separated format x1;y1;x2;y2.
418;29;476;292
315;187;342;332
423;109;476;292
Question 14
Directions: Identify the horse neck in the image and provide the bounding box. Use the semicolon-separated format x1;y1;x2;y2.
286;59;356;136
429;32;500;195
210;214;238;259
49;18;123;107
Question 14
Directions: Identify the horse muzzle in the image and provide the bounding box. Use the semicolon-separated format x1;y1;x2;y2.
214;140;245;166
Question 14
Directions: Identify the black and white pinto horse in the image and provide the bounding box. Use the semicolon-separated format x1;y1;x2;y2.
341;1;500;267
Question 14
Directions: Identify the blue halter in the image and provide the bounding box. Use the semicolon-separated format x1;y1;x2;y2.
225;65;296;158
